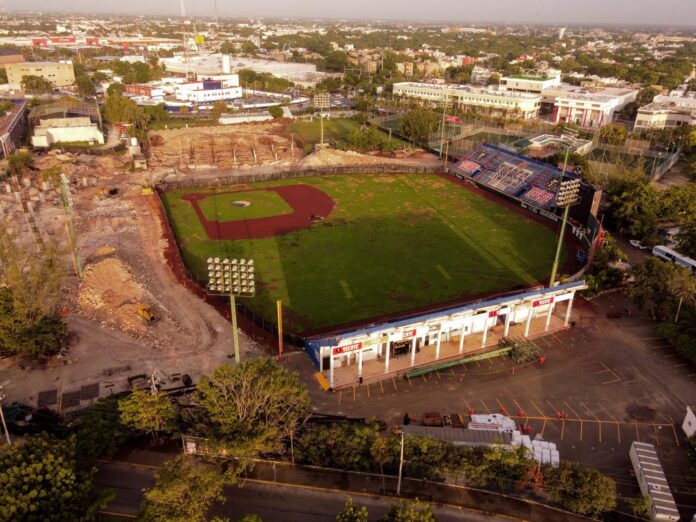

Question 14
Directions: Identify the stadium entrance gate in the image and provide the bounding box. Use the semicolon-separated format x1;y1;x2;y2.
305;281;586;390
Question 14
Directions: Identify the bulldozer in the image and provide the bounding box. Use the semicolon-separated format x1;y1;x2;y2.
137;304;158;325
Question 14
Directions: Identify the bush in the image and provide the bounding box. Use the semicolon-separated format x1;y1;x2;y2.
268;105;284;119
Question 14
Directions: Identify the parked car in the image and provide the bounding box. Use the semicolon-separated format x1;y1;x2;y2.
629;239;650;251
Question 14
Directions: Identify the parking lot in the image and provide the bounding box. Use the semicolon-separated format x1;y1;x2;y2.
291;292;696;517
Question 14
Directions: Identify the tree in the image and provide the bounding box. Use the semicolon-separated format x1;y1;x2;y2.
76;75;95;97
92;71;109;82
488;73;501;85
211;101;229;119
239;515;263;522
585;234;628;294
21;74;53;94
103;94;150;128
0;225;68;357
6;150;33;177
627;257;696;321
381;499;438;522
118;389;178;441
241;41;258;55
598;123;627;146
337;499;369;522
268;105;284;119
324;51;348;72
399;107;439;143
139;456;236;522
607;177;661;238
0;434;113;522
106;82;124;97
627;495;652;519
193;359;310;456
298;422;383;471
636;85;661;106
544;462;616;517
75;393;134;459
678;218;696;259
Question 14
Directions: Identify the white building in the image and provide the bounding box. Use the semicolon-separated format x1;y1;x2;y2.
470;65;492;85
545;85;638;129
31;117;104;147
683;405;696;438
635;93;696;131
392;82;542;119
175;78;243;103
500;70;561;94
629;442;680;522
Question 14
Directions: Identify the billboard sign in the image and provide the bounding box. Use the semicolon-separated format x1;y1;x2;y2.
532;297;554;308
333;342;363;356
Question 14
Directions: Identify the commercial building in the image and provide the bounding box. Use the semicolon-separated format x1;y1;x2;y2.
392;82;541;119
500;70;561;94
629;442;679;522
174;78;243;103
31;117;104;147
634;93;696;131
0;99;27;158
470;66;493;85
6;61;75;89
307;281;585;389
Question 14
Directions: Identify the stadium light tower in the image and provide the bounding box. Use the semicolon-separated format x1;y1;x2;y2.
206;258;256;365
548;167;581;288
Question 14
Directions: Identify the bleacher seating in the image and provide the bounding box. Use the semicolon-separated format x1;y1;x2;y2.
451;143;579;211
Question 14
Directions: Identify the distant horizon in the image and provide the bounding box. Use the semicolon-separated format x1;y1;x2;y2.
5;0;696;28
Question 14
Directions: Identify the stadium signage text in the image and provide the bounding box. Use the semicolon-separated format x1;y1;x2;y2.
333;342;363;355
401;329;417;340
520;202;560;223
533;297;554;307
488;310;499;318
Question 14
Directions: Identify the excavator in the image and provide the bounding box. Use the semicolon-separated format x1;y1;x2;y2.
137;304;158;325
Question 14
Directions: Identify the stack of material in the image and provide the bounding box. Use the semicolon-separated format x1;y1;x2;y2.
469;414;517;433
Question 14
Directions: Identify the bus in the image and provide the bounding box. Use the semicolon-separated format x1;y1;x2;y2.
652;245;696;274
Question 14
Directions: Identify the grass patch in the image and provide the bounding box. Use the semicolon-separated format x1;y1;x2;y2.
198;189;293;222
162;173;563;334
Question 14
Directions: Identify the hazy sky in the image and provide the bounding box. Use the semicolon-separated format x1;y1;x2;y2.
8;0;696;26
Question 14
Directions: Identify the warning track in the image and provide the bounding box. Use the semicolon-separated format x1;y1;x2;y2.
182;184;335;240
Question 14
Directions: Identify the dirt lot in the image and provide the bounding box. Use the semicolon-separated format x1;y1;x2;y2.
289;291;696;520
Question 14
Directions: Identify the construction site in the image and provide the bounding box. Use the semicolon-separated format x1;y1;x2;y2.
0;119;437;414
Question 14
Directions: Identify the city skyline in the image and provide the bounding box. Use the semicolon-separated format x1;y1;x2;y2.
6;0;696;27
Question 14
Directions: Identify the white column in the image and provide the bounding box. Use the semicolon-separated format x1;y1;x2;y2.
504;306;513;337
329;352;335;389
358;350;363;380
410;337;417;367
458;326;465;354
435;330;442;360
524;305;533;337
545;302;554;332
481;316;489;347
564;292;575;326
384;341;390;373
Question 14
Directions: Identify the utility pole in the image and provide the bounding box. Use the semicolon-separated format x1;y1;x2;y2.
396;429;405;495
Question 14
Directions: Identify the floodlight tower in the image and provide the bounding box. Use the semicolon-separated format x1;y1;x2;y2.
548;154;581;288
206;258;256;365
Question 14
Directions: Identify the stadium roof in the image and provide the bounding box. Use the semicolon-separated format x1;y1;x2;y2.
0;48;23;57
402;425;512;446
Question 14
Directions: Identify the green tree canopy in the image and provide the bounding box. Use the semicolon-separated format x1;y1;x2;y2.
337;499;369;522
118;389;178;440
0;434;112;522
6;150;33;177
21;74;53;94
636;85;661;106
678;218;696;259
106;82;124;97
627;257;696;321
76;75;95;97
139;456;236;522
398;107;439;143
598;123;628;146
75;393;134;459
193;359;310;456
103;94;150;127
545;462;617;517
381;499;438;522
268;105;284;119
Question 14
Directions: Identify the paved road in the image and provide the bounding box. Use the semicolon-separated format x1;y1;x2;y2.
95;461;512;521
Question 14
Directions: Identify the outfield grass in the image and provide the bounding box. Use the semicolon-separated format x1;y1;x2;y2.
162;173;564;334
198;190;292;222
283;118;362;146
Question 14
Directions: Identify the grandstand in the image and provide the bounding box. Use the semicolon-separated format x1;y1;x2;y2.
451;143;580;212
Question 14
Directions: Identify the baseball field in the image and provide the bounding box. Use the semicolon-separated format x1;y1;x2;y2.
161;173;564;334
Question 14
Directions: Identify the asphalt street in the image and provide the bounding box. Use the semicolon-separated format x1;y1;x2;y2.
95;461;513;521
